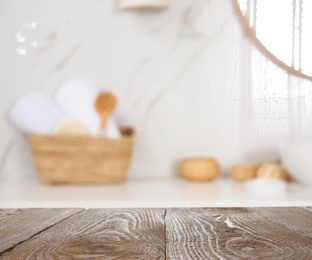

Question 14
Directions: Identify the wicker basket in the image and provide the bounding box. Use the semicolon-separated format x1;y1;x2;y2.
28;127;135;184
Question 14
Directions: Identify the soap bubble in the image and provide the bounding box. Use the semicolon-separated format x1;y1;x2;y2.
15;22;56;56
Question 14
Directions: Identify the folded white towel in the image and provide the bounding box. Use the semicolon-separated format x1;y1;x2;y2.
10;92;63;135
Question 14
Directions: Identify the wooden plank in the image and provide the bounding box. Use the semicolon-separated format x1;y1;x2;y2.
166;208;312;260
1;208;165;259
0;208;82;254
251;207;312;240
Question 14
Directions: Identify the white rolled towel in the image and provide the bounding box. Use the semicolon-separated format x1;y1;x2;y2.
10;92;63;135
55;78;121;138
54;79;101;136
104;116;121;139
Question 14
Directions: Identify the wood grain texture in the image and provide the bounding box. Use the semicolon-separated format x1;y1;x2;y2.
166;208;312;260
1;208;165;260
0;208;82;254
251;207;312;240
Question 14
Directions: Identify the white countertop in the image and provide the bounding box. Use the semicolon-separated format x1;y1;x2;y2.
1;178;312;208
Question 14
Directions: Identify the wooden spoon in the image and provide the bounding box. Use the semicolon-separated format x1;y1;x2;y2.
95;92;117;129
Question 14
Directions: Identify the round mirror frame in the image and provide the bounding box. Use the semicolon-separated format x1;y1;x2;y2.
232;0;312;81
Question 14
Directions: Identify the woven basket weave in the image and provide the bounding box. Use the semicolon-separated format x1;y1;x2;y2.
28;127;135;184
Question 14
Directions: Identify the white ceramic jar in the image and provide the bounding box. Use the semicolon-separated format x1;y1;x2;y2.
120;0;170;10
279;139;312;187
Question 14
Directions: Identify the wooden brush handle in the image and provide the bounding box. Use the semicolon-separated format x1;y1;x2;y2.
95;92;117;130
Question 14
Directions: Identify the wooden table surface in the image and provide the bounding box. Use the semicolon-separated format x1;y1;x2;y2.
1;207;312;259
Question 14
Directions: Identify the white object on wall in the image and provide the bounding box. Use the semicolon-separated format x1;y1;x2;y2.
120;0;169;10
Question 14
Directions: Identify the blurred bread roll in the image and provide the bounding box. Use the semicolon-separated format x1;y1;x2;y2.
180;158;220;181
54;119;90;136
230;164;260;181
257;163;290;180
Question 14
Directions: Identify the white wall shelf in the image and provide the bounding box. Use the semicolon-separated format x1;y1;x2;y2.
0;178;311;208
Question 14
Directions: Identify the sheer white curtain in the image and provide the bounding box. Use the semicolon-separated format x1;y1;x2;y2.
239;0;312;139
248;47;312;138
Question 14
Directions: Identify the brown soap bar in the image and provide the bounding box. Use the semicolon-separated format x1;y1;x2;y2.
230;164;260;181
180;158;220;181
257;163;290;180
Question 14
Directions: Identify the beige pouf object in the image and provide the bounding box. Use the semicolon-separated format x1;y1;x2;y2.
230;164;260;181
257;163;290;180
180;158;220;181
54;119;90;136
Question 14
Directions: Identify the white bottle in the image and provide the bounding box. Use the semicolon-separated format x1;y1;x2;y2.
120;0;170;10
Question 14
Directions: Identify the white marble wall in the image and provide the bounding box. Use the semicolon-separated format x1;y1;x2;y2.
0;0;311;180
